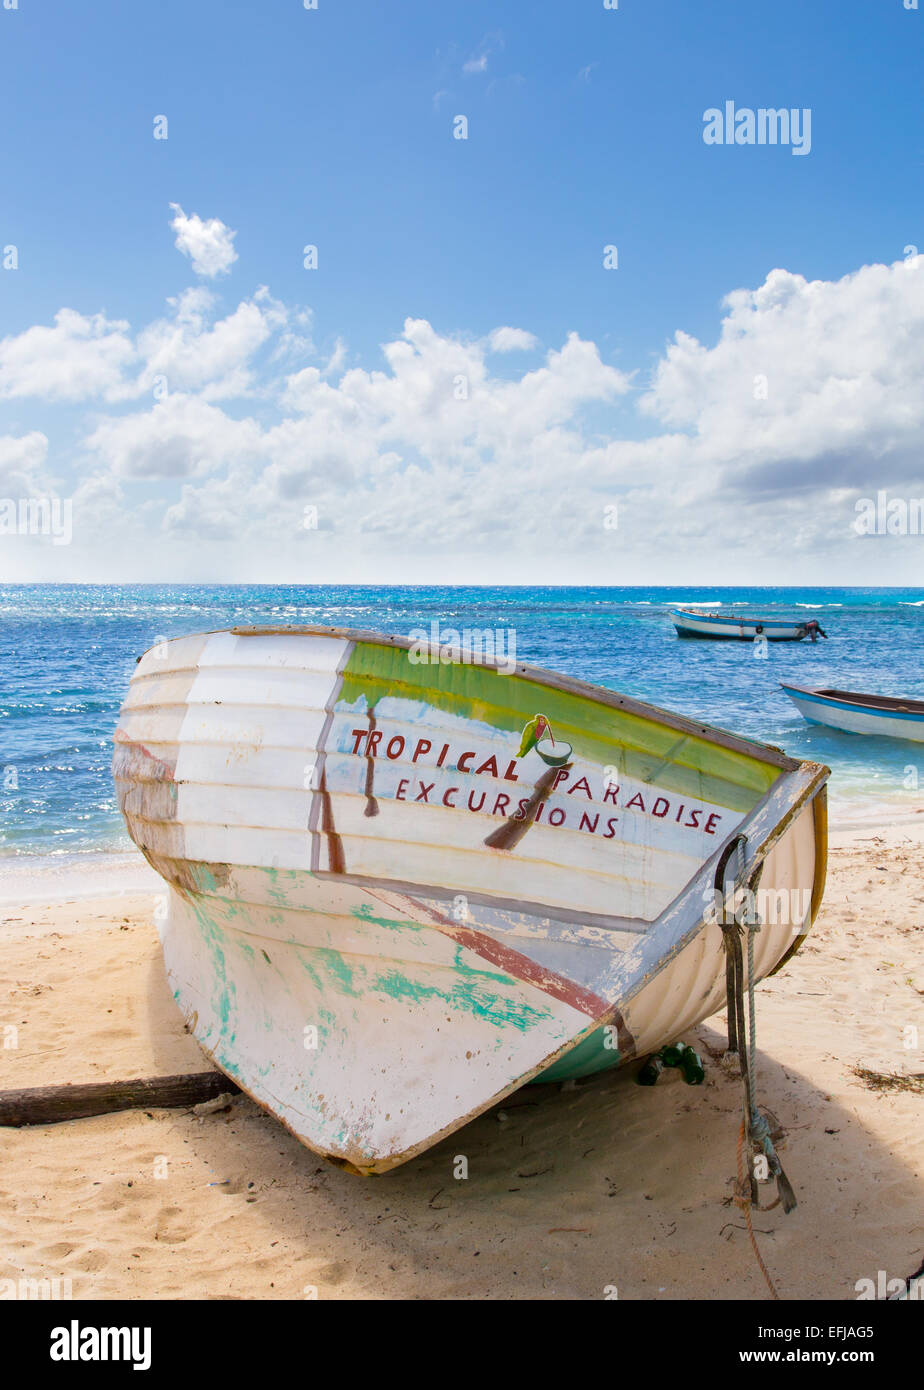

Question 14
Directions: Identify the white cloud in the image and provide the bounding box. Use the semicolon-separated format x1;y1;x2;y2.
0;430;50;493
463;32;503;76
639;261;924;497
84;394;264;479
488;326;539;353
134;286;286;399
169;204;238;278
0;309;134;402
3;256;923;581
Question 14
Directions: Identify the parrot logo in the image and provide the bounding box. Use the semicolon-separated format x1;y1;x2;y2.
516;714;572;767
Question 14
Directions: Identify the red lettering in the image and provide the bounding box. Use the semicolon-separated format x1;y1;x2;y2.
552;768;570;791
502;759;519;782
685;808;702;829
704;812;721;835
442;787;459;808
603;783;619;804
626;792;646;812
350;729;367;754
675;803;685;822
475;755;499;777
412;738;432;763
386;735;405;760
395;779;409;800
548;807;566;826
513;797;529;820
604;817;618;838
436;742;449;767
416;782;434;803
468;790;486;812
458;751;475;772
579;812;599;833
492;793;510;816
367;730;383;757
568;776;593;799
652;797;670;818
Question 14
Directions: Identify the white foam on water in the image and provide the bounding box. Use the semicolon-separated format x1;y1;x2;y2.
0;849;160;906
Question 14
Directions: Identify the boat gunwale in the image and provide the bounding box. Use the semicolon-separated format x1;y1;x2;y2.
781;682;924;717
138;624;805;774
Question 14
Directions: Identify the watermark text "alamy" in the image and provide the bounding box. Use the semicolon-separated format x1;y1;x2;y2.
703;102;812;155
0;497;72;545
408;622;517;675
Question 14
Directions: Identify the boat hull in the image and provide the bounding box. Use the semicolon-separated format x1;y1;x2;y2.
114;627;829;1173
154;790;821;1170
781;684;924;743
672;609;810;641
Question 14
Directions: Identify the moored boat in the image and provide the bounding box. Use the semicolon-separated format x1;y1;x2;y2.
781;683;924;743
113;626;830;1174
671;608;827;641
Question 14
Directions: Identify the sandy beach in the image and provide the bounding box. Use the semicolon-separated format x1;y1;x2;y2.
1;818;921;1302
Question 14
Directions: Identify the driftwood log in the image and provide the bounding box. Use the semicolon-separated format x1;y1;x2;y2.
0;1072;241;1127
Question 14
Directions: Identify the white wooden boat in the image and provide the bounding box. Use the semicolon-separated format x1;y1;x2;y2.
781;683;924;743
113;627;829;1174
671;608;827;642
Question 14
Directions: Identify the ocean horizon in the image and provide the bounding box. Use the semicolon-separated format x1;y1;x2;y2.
1;583;922;862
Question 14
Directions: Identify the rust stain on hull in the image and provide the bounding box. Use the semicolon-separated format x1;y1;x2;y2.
318;765;346;874
363;703;379;817
483;765;565;851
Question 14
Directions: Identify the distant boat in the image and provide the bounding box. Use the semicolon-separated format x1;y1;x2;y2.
781;683;924;742
113;626;829;1175
671;608;827;642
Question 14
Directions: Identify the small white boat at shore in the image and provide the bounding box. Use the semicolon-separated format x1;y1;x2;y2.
671;609;827;642
781;683;924;743
113;626;829;1174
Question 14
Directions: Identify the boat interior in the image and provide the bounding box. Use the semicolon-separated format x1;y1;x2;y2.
814;688;924;714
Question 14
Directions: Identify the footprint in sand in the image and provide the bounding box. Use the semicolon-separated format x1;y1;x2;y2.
307;1260;350;1286
36;1241;78;1260
71;1247;109;1274
153;1206;195;1244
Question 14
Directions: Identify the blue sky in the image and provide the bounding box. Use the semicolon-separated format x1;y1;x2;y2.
0;0;922;582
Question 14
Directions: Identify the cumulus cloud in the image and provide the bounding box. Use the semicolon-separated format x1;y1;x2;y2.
638;260;924;503
84;394;264;479
135;286;287;399
169;204;238;278
0;286;290;406
0;431;50;494
2;254;923;580
0;309;134;402
488;326;539;353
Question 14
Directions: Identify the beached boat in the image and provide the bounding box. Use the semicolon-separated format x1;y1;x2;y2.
671;608;827;642
781;683;924;743
113;627;829;1174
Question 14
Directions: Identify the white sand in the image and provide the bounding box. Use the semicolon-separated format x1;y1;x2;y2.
1;824;921;1300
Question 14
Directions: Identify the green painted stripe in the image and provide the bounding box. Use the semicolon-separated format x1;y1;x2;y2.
339;642;778;813
532;1021;621;1081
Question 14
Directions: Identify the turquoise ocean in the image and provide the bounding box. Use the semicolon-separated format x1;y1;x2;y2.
1;585;922;864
